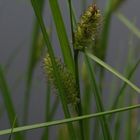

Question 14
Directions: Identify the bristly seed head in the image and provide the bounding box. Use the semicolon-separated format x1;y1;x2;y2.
74;4;103;51
43;54;79;105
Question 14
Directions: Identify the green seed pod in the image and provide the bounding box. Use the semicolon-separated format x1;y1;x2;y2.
74;4;103;51
43;54;79;105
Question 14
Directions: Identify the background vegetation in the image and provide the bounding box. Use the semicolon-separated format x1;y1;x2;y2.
0;0;140;139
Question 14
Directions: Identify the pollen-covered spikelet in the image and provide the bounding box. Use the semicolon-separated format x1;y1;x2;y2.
43;54;79;105
74;4;103;51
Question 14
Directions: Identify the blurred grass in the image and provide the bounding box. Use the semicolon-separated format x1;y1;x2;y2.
117;12;140;39
0;66;23;140
49;0;75;75
0;104;140;136
86;51;140;93
8;116;17;140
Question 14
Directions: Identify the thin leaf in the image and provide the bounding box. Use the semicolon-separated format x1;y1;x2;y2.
0;104;140;136
31;0;76;139
86;51;140;93
67;1;85;140
84;55;112;140
111;59;140;110
0;66;23;140
8;116;17;140
49;0;75;74
41;83;60;140
116;12;140;39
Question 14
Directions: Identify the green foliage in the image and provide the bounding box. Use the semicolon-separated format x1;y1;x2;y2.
0;66;23;140
0;0;140;140
74;4;103;51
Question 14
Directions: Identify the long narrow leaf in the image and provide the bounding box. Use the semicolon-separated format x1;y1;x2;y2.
0;104;140;136
8;116;17;140
86;51;140;93
0;66;23;140
31;1;76;139
111;59;140;110
49;0;75;74
85;55;112;140
116;12;140;39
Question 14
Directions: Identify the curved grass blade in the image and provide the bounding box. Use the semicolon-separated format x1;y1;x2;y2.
49;0;75;74
0;66;23;140
84;55;112;140
116;12;140;39
111;59;140;110
0;104;140;136
86;51;140;94
31;0;76;139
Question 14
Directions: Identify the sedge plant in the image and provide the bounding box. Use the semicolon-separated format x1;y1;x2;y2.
0;0;140;140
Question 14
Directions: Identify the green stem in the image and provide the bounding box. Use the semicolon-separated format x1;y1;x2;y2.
84;54;112;140
41;83;51;140
110;59;140;112
31;1;76;139
68;0;75;44
74;50;85;140
67;0;85;139
0;66;23;140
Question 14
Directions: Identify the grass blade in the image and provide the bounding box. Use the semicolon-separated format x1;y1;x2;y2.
49;0;75;74
41;83;51;140
82;62;91;140
31;0;76;139
67;1;85;139
0;104;140;136
0;66;23;140
41;83;59;140
86;51;140;93
8;116;17;140
84;55;112;140
116;12;140;39
111;59;140;110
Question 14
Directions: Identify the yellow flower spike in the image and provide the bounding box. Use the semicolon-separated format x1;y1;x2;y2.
43;54;79;105
74;4;103;51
